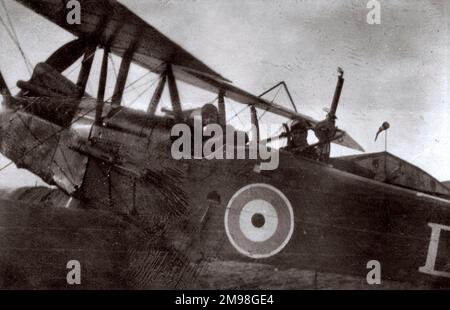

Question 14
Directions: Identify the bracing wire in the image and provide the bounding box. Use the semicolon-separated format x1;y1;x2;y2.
109;75;160;119
228;104;246;130
258;84;282;121
227;105;248;123
0;0;33;74
108;54;146;100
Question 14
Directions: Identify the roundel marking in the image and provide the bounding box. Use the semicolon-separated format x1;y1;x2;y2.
224;183;294;259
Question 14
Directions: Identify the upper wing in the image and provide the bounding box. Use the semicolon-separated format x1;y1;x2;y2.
15;0;229;82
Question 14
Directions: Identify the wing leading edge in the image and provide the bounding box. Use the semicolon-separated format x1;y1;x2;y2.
15;0;229;82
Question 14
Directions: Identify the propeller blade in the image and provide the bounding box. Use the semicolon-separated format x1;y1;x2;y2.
334;130;365;152
45;38;88;73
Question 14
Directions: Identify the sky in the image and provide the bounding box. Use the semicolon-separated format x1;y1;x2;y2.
0;0;449;188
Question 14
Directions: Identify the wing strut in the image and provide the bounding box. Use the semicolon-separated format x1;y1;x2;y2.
250;106;260;142
147;71;167;116
111;33;141;107
166;65;183;122
76;44;96;98
95;47;109;125
218;90;226;126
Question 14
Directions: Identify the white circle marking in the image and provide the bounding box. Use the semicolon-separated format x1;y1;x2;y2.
239;199;278;242
225;183;295;259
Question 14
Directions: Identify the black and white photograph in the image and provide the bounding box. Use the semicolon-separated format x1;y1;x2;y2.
0;0;449;304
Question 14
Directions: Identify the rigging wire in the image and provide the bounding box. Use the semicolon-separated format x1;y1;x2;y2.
16;111;76;183
109;54;118;80
228;104;246;130
119;72;153;102
108;54;145;100
227;105;248;123
0;16;32;75
131;78;160;104
258;84;283;121
0;0;33;75
64;61;83;79
270;84;283;103
107;67;164;123
205;96;218;106
116;76;159;112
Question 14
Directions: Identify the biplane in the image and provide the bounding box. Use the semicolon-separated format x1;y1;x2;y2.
0;0;450;289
